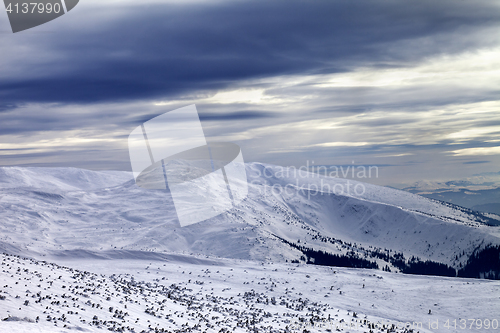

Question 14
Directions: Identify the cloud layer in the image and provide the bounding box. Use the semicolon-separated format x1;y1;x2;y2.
0;0;499;185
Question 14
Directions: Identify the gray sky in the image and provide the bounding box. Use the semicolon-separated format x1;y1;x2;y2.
0;0;499;186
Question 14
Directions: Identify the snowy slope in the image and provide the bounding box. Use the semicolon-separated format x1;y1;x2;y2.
0;164;499;271
1;252;499;333
0;167;133;191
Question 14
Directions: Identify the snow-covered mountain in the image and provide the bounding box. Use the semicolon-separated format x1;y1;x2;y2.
1;164;500;332
0;164;499;275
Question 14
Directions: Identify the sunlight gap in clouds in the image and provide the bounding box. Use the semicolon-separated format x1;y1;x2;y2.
449;147;500;156
0;130;123;152
207;89;266;104
447;127;500;142
314;46;500;89
312;142;371;147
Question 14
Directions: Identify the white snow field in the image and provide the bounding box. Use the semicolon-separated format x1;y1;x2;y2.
1;253;499;333
0;164;499;332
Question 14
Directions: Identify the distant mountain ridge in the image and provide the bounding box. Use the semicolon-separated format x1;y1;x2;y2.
402;172;500;215
0;164;499;279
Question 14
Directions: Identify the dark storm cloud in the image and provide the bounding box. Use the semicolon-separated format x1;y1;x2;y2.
125;110;277;130
0;0;499;105
0;104;18;112
198;111;278;121
463;161;490;165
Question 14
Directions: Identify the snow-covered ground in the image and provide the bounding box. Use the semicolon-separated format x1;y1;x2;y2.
1;252;499;333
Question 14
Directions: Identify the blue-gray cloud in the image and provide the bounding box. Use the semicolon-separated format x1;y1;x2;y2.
198;111;278;121
463;161;490;165
0;0;499;105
